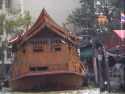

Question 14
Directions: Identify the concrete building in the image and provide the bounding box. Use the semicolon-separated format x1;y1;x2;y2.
0;0;23;83
0;0;24;15
0;0;11;10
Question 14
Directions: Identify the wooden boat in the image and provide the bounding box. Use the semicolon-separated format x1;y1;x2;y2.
9;9;85;91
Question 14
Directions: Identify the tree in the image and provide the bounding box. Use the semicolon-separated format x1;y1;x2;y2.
0;10;32;82
0;10;32;64
109;0;125;30
0;10;32;36
67;0;125;33
67;0;95;33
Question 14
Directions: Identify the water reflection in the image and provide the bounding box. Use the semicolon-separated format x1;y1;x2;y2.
1;88;101;94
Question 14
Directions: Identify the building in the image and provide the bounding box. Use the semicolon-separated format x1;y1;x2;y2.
9;9;85;90
107;46;125;91
0;0;23;13
109;63;125;90
0;0;11;11
0;0;22;83
0;0;24;62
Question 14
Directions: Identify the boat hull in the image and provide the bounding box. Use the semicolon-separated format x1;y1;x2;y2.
10;72;84;91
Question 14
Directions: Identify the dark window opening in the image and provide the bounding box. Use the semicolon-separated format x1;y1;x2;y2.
22;49;26;53
113;74;121;78
71;36;75;41
33;48;43;52
52;40;61;46
5;0;10;8
30;67;36;71
0;52;4;60
55;47;61;51
37;67;48;71
30;66;48;72
12;45;18;52
7;48;12;58
0;0;3;9
31;39;48;52
108;56;116;67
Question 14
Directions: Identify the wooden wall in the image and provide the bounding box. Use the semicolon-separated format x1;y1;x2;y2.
11;27;83;79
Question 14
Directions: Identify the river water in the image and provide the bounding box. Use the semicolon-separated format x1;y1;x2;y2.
0;88;124;94
0;88;101;94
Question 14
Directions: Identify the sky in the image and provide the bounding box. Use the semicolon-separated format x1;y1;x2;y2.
23;0;80;25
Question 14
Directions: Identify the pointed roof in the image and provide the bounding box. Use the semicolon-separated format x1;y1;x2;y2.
9;8;79;45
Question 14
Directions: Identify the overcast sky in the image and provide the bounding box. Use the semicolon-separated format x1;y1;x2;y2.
23;0;80;25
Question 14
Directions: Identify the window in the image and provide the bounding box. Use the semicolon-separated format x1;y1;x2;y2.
33;41;43;52
52;40;61;46
0;0;10;9
32;40;47;52
30;67;48;72
7;48;12;58
113;74;120;78
0;0;3;9
52;39;62;52
5;0;10;8
22;49;26;53
30;67;36;71
33;48;43;52
37;67;48;71
55;47;61;51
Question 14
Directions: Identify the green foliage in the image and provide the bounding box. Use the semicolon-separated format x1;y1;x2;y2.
23;11;32;26
0;10;32;35
0;10;32;61
108;0;125;30
67;0;125;32
67;0;94;29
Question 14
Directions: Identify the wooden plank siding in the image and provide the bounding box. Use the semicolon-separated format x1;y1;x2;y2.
10;9;85;84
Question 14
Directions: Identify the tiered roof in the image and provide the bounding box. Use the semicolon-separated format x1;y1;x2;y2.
9;8;79;45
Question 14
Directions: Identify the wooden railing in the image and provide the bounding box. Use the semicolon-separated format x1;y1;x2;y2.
12;63;68;79
12;62;85;80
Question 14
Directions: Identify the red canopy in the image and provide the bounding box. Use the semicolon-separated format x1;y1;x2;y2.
113;30;125;41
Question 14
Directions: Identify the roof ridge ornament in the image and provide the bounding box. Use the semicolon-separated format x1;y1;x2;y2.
42;8;48;16
9;8;79;45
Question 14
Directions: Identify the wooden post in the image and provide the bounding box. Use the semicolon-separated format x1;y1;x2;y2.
93;57;98;85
